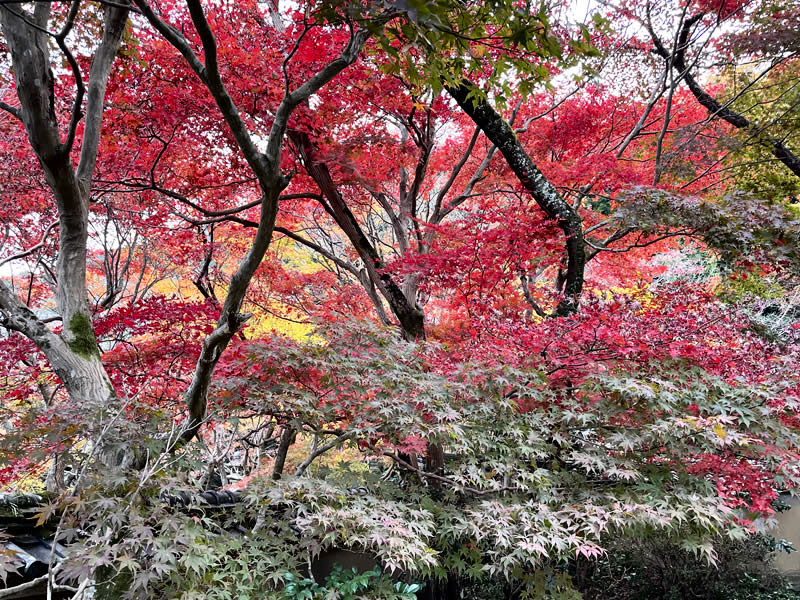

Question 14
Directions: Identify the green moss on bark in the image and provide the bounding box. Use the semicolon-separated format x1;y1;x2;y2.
67;312;100;359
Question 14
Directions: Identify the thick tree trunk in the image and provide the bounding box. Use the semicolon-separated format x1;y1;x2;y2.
291;131;426;340
446;81;585;315
0;2;127;412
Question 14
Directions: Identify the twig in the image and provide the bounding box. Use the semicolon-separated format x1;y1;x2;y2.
379;449;522;497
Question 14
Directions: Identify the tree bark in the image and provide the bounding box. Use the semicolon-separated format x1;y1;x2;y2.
0;2;128;408
446;80;585;315
271;426;297;480
291;131;426;340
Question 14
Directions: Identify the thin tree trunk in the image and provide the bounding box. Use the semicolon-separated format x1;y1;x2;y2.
272;426;297;480
291;131;426;340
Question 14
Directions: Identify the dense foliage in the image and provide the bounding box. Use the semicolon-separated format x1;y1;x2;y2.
1;0;799;598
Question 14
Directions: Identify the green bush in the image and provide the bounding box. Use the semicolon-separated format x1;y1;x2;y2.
457;534;798;600
570;534;797;600
282;565;421;600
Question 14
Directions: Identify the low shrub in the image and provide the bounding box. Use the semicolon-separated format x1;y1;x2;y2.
572;533;797;600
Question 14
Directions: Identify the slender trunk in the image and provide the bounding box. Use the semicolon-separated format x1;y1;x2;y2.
181;180;284;441
131;4;372;439
272;426;296;480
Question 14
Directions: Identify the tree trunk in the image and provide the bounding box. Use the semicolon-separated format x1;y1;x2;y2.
291;130;426;340
0;2;127;412
272;425;297;480
446;80;585;315
419;572;461;600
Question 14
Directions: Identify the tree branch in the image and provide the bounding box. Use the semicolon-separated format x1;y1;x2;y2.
295;431;353;476
446;80;585;315
76;0;130;184
519;272;552;318
430;125;481;226
291;130;425;339
0;99;22;120
56;0;85;157
651;10;800;179
0;221;58;268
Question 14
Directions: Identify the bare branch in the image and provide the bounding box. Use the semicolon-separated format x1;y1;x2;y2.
430;95;526;228
519;272;552;318
274;226;359;277
57;0;85;156
0;574;49;599
0;99;22;120
650;9;800;178
430;125;481;225
0;221;58;268
295;431;353;476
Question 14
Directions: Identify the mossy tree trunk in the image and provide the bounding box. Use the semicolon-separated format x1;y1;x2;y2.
0;3;127;411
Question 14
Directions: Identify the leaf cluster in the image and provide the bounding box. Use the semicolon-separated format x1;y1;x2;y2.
283;565;421;600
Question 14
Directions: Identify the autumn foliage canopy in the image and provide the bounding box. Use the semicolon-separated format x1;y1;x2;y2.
1;0;800;597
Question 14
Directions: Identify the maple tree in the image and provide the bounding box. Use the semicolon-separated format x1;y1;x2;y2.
1;0;800;598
